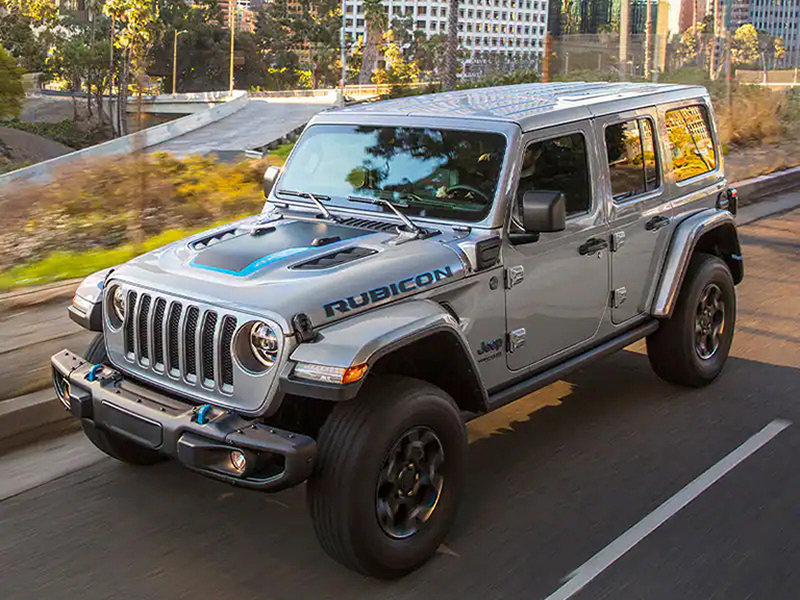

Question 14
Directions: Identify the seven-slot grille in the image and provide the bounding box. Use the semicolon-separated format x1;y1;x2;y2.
122;291;237;392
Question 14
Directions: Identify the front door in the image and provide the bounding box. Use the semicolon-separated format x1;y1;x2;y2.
597;109;672;324
505;122;610;372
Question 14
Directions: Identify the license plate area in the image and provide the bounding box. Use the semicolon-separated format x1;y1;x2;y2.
99;401;163;448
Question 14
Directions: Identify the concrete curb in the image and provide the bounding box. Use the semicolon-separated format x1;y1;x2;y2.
0;278;81;315
0;389;79;456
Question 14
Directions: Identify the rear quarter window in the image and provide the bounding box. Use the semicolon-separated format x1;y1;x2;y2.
664;105;717;183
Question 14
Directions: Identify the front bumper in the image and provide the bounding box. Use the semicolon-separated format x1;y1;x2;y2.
51;349;316;492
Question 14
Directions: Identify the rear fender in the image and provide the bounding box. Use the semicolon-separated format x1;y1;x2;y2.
651;209;742;318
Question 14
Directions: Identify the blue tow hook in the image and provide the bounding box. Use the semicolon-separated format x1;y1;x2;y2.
86;364;104;382
196;404;212;425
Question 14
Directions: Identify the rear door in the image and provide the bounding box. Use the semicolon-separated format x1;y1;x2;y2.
596;108;672;324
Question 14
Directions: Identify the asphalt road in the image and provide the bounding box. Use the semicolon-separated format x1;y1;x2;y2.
1;207;798;600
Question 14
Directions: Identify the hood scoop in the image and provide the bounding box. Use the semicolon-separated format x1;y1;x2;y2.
291;246;378;270
191;228;241;251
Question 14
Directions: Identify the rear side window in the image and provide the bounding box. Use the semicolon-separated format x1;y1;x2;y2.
604;118;660;201
664;105;717;182
519;132;591;217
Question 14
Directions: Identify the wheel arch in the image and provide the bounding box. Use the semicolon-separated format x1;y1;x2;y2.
281;299;488;414
652;209;743;318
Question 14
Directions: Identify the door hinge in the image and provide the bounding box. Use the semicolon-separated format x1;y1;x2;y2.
505;265;524;289
611;231;625;252
610;287;627;308
507;328;527;353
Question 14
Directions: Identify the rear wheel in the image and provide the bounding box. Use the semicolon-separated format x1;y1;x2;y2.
647;253;736;387
80;334;164;466
307;375;466;578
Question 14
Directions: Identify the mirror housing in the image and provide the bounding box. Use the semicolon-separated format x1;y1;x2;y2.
510;190;567;245
520;190;567;233
263;165;281;198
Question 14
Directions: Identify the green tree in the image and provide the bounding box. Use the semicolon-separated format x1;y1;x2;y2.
372;31;420;84
359;0;388;84
103;0;158;135
731;24;760;67
0;46;25;119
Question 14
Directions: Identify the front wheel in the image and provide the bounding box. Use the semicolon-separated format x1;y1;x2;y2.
80;334;164;466
647;253;736;387
307;375;466;578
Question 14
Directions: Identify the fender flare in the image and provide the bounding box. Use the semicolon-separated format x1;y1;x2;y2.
651;209;742;318
280;299;488;409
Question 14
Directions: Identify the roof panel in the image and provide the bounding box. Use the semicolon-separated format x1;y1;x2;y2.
335;82;703;125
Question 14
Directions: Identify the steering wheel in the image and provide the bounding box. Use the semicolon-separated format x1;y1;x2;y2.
445;184;490;204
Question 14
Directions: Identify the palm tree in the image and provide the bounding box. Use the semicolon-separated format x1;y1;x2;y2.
443;0;459;90
359;0;387;85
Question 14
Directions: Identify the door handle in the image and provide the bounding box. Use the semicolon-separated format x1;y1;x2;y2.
578;237;609;256
645;215;671;231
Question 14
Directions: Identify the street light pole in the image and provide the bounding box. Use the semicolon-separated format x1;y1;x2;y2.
172;30;186;96
229;2;236;94
340;0;346;89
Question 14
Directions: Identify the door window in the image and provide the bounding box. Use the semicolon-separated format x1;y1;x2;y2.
604;118;660;201
664;105;717;182
518;132;591;217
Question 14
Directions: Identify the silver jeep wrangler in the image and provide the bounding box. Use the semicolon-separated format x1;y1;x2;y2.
52;82;742;578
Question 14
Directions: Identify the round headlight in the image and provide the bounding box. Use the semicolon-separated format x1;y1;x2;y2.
111;286;126;322
250;322;279;367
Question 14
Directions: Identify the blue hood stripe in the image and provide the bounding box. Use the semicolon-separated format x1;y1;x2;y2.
190;247;310;277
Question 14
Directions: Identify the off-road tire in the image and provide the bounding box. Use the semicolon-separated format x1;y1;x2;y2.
647;253;736;387
80;334;164;466
307;375;467;578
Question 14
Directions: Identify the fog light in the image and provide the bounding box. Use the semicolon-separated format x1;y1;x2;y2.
230;450;247;474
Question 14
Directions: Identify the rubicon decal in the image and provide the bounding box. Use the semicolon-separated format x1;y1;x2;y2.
323;267;454;318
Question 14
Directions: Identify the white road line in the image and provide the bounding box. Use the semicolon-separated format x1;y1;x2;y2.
543;419;792;600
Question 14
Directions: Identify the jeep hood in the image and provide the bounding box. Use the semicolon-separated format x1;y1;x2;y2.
110;216;468;331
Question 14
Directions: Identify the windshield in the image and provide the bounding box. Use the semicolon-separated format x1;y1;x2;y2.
276;125;507;222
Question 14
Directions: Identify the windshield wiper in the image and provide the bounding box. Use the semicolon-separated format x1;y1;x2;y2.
277;189;337;221
347;195;421;235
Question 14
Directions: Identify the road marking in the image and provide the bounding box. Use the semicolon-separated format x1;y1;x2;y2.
543;419;791;600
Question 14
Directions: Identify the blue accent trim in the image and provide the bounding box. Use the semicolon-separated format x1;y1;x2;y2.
190;247;310;277
196;404;212;425
86;364;103;382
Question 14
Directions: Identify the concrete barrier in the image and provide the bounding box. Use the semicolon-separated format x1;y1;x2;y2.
0;90;249;192
735;165;800;206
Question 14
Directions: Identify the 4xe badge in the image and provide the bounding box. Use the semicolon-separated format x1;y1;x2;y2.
477;337;503;363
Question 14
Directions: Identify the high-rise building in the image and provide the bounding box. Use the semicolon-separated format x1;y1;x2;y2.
729;0;750;28
220;0;256;32
342;0;549;73
749;0;800;67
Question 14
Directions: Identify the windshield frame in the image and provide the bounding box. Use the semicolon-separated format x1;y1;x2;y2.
266;116;521;230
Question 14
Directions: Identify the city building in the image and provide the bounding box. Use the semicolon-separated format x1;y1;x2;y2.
749;0;800;67
220;0;256;32
342;0;549;72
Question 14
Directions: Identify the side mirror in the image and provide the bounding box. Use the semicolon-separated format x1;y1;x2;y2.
510;190;567;244
263;165;281;198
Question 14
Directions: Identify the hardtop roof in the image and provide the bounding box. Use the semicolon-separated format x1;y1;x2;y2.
323;82;708;130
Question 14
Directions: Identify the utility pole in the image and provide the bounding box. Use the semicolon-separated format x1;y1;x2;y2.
339;0;346;104
619;0;629;79
709;0;720;78
229;2;236;94
172;30;186;96
644;0;653;79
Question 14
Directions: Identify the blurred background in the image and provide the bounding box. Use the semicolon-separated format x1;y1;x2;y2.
0;2;799;598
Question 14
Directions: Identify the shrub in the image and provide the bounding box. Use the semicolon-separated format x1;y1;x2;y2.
0;152;268;273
